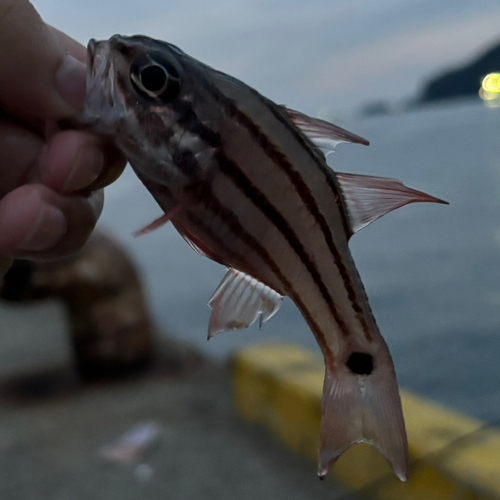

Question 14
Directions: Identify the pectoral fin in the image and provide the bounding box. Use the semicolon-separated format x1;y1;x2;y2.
336;172;448;235
208;268;283;339
282;107;369;153
134;205;183;236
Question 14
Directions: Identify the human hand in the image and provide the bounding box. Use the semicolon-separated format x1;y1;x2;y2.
0;0;126;265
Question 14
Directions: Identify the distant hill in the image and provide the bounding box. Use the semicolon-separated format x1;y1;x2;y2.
357;40;500;117
419;41;500;103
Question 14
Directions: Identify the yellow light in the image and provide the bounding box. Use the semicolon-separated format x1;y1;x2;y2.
482;73;500;93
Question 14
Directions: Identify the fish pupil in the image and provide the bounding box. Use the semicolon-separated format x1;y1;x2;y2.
346;352;374;375
140;65;167;92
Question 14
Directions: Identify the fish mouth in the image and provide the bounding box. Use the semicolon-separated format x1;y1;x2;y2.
87;38;97;73
70;38;126;133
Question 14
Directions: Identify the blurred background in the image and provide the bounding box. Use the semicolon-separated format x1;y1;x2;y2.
37;0;500;415
1;0;500;498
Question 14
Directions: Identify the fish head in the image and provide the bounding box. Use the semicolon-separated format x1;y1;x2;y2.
75;35;213;187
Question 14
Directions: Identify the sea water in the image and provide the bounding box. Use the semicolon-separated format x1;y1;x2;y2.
96;100;500;421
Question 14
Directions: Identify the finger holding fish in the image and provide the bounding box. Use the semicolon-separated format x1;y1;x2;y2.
0;118;120;261
0;16;127;267
0;118;123;197
39;129;125;193
0;184;103;259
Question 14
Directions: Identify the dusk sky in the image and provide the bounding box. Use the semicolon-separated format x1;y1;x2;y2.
36;0;500;115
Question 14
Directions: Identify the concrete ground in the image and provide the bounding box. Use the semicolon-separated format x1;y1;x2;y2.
0;301;356;500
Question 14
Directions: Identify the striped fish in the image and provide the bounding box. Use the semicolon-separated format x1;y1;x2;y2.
75;35;447;481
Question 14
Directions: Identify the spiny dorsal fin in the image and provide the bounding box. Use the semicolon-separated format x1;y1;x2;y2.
208;268;283;339
336;172;448;235
282;107;369;153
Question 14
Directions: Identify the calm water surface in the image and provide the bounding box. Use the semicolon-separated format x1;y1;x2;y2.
61;101;500;421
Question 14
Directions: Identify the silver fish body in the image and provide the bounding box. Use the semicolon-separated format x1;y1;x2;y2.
76;35;447;480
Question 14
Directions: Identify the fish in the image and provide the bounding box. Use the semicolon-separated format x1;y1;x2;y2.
72;34;447;481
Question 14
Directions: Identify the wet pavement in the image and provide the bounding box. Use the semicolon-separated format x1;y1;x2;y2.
0;301;356;500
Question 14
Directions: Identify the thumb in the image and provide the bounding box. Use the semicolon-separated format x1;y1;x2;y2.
0;0;87;119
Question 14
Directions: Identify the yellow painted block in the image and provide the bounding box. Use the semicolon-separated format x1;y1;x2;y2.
233;343;500;500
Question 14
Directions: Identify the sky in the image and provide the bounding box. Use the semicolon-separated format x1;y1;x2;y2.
35;0;500;115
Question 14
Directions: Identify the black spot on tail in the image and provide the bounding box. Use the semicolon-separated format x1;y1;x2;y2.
346;352;373;375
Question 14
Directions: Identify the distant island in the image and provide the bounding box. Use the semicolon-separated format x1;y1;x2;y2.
419;41;500;103
360;40;500;116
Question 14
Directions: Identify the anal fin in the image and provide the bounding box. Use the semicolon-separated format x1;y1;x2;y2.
208;268;283;339
318;355;408;482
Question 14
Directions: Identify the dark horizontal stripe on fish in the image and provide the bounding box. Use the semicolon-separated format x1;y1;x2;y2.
186;70;372;341
167;71;351;338
161;99;222;178
262;105;373;339
216;151;350;339
265;104;352;234
137;154;334;367
173;99;221;148
191;184;333;363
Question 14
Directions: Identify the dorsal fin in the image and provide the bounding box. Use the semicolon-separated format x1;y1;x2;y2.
208;268;283;339
336;172;448;235
282;107;369;153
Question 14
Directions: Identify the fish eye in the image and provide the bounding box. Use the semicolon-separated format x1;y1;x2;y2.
140;65;168;94
131;55;181;101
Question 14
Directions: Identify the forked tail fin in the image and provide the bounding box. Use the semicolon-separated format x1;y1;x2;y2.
318;355;408;481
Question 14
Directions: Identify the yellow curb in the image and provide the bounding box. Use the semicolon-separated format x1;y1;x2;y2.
233;343;500;500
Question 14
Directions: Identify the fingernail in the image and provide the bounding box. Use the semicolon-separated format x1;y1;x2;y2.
19;206;68;252
55;54;87;112
63;146;105;193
